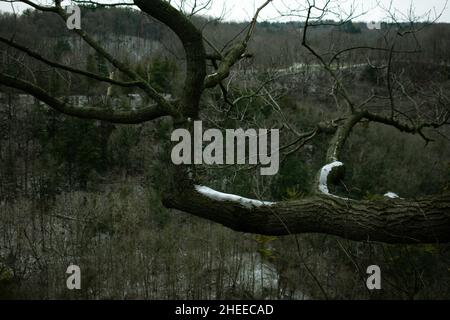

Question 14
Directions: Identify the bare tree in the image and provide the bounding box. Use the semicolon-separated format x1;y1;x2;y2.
0;0;449;244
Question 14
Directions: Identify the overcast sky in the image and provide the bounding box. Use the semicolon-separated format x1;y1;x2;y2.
0;0;449;22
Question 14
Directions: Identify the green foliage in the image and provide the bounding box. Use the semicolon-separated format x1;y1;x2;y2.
134;56;179;94
84;53;112;94
108;125;141;170
343;125;450;198
362;191;385;201
272;156;312;199
255;235;277;262
283;187;307;201
0;264;17;299
35;109;112;189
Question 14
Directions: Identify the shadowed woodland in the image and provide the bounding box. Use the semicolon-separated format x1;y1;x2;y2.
0;1;450;299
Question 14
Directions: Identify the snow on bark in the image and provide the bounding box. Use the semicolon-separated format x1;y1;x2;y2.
318;161;344;195
194;185;275;208
317;161;352;200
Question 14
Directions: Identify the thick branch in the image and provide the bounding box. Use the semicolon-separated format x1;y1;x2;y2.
326;113;364;163
204;43;246;88
0;73;169;123
163;186;450;244
134;0;206;118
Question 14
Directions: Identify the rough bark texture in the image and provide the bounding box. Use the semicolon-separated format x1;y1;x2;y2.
164;187;450;244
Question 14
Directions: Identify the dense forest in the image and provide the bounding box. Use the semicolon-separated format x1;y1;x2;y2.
1;3;450;299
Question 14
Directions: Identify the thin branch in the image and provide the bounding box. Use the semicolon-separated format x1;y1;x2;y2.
0;36;142;88
204;0;272;89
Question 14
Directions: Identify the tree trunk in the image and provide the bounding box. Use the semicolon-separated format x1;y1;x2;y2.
163;187;450;244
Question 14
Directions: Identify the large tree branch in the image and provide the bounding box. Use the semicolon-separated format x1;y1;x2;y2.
137;0;450;246
0;73;170;123
134;0;206;119
203;42;246;89
326;113;364;163
163;185;450;244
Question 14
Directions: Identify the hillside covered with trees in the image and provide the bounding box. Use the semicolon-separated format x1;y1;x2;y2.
1;2;450;299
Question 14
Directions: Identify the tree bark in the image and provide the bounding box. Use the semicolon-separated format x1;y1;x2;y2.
163;187;450;244
134;0;206;119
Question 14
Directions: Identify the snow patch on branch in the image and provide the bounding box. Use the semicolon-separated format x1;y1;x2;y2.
317;161;351;201
194;185;275;208
318;161;344;195
384;192;400;199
